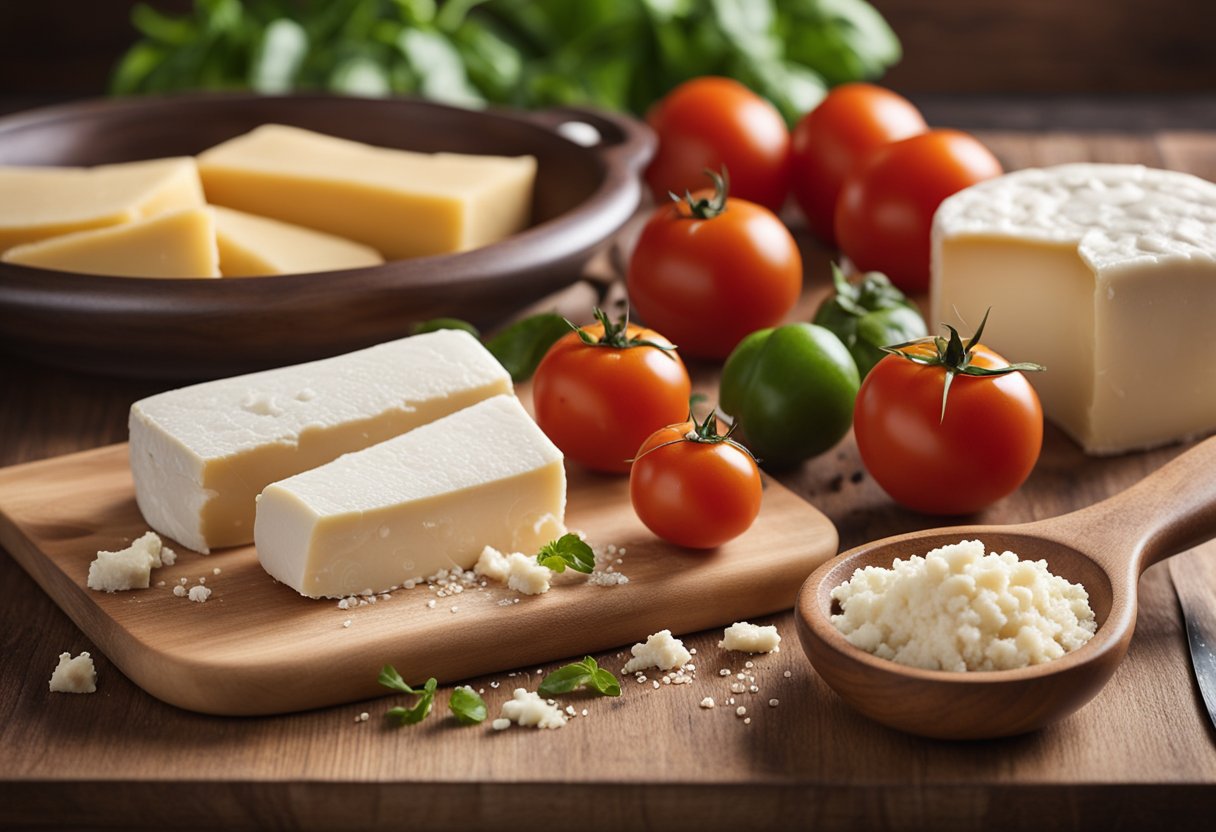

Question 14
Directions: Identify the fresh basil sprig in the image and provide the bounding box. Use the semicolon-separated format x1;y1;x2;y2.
538;656;621;698
379;665;438;725
537;534;595;574
449;686;488;725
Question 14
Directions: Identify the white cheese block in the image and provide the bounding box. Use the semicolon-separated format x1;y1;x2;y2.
129;330;512;553
254;395;566;599
931;163;1216;454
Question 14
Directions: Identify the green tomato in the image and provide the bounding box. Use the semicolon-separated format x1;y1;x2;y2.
813;266;928;377
719;323;860;467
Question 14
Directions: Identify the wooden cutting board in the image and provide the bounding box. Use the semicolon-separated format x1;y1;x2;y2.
0;443;837;716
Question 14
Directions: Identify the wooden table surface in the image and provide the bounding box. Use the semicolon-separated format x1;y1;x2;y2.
3;125;1216;832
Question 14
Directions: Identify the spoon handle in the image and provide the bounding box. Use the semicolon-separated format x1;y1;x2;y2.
1053;435;1216;575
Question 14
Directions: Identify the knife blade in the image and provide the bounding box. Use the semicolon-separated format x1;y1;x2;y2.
1169;549;1216;733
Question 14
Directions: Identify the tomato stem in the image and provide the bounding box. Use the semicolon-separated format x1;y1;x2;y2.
669;167;730;220
881;308;1045;422
628;402;759;464
565;307;679;355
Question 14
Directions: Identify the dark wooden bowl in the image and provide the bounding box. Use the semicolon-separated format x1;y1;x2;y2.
0;94;655;379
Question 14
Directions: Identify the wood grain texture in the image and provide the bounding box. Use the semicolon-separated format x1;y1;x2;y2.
1;128;1216;831
0;445;836;715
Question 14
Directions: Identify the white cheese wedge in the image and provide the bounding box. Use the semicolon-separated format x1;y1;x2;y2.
931;164;1216;454
0;157;204;253
212;205;384;276
197;124;536;259
2;207;219;278
129;330;512;553
254;395;566;599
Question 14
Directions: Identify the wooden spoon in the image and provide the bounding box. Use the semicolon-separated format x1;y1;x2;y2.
796;436;1216;740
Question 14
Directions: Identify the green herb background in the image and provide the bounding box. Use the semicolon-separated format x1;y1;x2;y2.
112;0;900;124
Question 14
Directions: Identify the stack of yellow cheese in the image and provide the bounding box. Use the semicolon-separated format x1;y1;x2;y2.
0;125;537;278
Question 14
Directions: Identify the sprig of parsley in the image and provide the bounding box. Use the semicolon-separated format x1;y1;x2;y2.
538;656;621;698
379;665;488;726
537;533;595;574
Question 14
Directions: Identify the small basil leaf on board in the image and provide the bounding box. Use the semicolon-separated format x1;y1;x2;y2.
485;313;571;382
449;686;489;724
536;534;596;574
378;664;416;694
538;664;592;696
590;666;622;697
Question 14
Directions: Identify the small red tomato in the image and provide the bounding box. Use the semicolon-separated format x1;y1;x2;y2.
790;83;927;246
630;412;763;549
852;315;1044;515
532;309;691;474
645;76;791;213
628;171;802;360
835;129;1003;294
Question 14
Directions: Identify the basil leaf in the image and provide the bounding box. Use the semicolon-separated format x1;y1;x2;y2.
536;533;595;574
537;664;592;696
383;671;438;726
449;686;488;724
485;313;570;382
590;667;622;697
251;18;308;94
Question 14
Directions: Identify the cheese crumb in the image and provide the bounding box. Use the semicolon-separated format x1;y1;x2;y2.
700;697;715;709
49;652;96;693
474;545;511;582
475;545;552;595
160;547;177;566
622;629;692;673
188;585;212;603
499;689;567;729
87;531;165;592
172;585;187;597
491;718;511;730
720;621;782;654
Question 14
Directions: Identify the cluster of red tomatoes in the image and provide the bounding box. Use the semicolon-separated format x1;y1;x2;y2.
530;78;1043;549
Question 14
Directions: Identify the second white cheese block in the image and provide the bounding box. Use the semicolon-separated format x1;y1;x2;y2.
254;395;567;599
129;330;512;553
931;163;1216;454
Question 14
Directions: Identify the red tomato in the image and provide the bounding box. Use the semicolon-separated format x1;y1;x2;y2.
835;129;1003;293
645;77;791;213
790;83;926;246
532;314;691;474
630;420;763;549
853;343;1043;515
627;176;802;360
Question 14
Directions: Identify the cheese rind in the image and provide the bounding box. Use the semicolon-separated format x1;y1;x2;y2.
197;124;536;259
0;157;205;253
212;205;384;276
129;330;512;553
931;164;1216;454
254;395;567;599
2;207;219;278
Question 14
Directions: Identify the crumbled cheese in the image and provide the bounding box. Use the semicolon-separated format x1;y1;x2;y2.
830;539;1097;671
87;531;165;592
474;545;511;582
343;619;352;628
188;585;212;603
160;547;177;566
586;571;630;586
491;718;511;731
172;585;187;597
735;706;747;717
700;697;716;709
212;567;221;575
720;622;782;654
499;689;567;729
49;652;96;693
783;670;792;678
769;699;779;707
475;545;552;595
622;629;692;673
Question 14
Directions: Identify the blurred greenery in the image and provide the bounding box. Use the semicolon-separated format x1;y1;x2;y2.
111;0;900;124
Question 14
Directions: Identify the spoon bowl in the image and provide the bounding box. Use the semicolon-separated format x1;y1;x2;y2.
796;436;1216;740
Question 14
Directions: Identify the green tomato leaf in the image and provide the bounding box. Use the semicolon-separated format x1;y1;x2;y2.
485;313;571;382
449;686;488;724
536;534;595;574
411;317;482;338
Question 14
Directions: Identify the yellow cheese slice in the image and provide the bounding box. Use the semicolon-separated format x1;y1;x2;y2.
0;157;204;253
212;205;384;277
1;208;219;278
197;124;536;259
